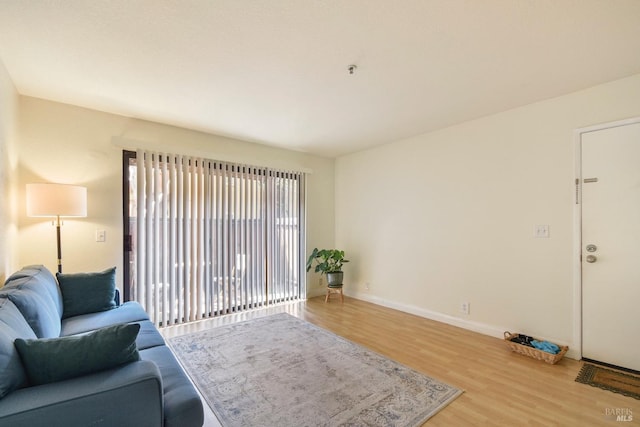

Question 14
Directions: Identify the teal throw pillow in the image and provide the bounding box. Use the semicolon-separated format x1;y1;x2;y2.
14;323;140;386
57;267;117;319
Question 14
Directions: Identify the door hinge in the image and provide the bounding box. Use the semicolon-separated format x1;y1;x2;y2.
575;178;579;204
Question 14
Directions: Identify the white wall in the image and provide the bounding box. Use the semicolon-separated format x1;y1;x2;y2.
336;73;640;353
17;97;335;296
0;59;19;282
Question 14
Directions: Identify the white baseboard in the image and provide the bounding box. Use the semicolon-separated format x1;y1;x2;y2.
347;290;507;338
345;290;579;360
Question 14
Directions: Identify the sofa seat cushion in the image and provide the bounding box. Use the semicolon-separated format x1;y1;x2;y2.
135;320;165;350
60;301;149;336
15;323;141;386
140;346;204;427
56;267;117;319
0;298;37;398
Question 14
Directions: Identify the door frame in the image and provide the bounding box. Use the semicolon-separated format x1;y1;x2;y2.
573;116;640;361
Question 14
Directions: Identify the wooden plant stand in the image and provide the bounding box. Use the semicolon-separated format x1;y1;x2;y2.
325;285;344;303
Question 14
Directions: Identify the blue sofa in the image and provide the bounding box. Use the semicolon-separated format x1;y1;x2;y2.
0;265;204;427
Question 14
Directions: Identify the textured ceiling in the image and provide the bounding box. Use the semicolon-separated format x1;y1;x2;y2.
1;0;640;157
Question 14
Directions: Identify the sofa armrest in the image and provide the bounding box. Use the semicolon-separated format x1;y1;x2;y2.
0;361;163;427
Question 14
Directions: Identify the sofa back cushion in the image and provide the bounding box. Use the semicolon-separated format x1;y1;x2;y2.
0;298;37;398
1;266;63;338
4;265;63;317
0;287;61;339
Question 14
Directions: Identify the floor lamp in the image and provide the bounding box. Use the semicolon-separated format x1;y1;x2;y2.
26;183;87;274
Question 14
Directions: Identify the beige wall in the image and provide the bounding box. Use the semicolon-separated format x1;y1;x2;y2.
10;66;640;354
17;97;335;296
0;60;19;282
336;73;640;354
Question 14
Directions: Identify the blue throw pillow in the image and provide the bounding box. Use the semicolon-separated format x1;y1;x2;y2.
57;267;117;319
14;323;140;386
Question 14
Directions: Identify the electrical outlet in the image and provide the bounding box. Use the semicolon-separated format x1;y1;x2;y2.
96;229;106;242
365;282;370;290
460;302;470;315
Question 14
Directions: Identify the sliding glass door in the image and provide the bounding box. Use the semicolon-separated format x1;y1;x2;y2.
123;150;306;326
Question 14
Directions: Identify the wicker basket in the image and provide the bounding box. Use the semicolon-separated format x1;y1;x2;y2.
503;332;568;365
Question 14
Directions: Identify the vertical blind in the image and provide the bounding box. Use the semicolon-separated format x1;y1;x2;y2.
132;149;306;326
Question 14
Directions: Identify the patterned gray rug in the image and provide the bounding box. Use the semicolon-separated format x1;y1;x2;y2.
168;313;462;427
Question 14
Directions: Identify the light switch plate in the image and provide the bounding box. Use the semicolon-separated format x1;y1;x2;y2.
534;225;550;238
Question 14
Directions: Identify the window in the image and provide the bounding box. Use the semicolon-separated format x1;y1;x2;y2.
123;150;306;325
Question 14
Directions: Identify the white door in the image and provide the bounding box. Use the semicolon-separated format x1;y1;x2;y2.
581;120;640;372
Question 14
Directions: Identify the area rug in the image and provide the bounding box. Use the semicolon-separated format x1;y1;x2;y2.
168;313;462;427
575;363;640;400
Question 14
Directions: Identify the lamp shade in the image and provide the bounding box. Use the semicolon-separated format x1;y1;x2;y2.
26;183;87;217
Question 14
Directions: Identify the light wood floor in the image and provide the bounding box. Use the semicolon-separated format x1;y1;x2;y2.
161;296;639;426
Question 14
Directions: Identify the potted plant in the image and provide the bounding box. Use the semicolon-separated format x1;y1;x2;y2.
306;248;349;287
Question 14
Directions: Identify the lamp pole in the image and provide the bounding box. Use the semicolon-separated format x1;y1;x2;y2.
55;215;62;273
